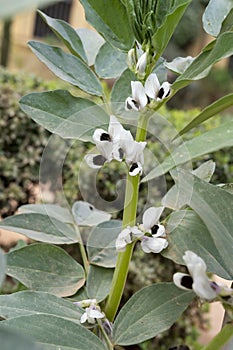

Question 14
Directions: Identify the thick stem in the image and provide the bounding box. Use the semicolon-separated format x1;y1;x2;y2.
104;113;149;321
201;323;233;350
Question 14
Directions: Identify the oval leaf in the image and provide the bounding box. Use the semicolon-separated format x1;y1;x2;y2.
113;283;194;345
0;291;83;322
19;204;74;224
87;265;114;302
1;314;107;350
76;28;105;66
72;201;111;226
19;90;109;141
6;243;85;297
0;248;6;287
87;220;122;267
0;326;41;350
0;213;78;244
28;41;103;96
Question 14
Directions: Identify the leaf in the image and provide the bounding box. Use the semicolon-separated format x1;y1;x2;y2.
76;28;105;66
164;210;232;279
87;265;114;302
6;243;85;297
165;56;194;75
19;204;74;224
142;120;233;182
173;32;233;90
151;57;168;84
38;11;87;62
0;0;62;19
174;170;233;278
95;42;127;79
0;248;6;287
152;0;192;56
202;0;233;37
0;291;83;322
79;0;134;51
28;41;103;96
0;326;41;350
113;283;194;345
0;213;79;244
175;93;233;138
72;201;111;226
111;68;137;117
87;220;122;267
220;7;233;34
20;90;109;141
162;161;216;210
1;314;107;350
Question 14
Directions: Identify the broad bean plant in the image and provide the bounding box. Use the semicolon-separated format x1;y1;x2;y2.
0;1;233;349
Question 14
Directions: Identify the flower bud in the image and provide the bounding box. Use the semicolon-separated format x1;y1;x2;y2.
136;52;147;77
127;48;136;70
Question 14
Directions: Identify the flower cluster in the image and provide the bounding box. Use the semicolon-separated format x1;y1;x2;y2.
116;207;168;254
173;251;233;300
85;115;146;176
74;299;105;324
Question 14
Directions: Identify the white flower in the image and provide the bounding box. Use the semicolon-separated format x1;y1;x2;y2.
116;226;142;252
124;139;147;176
125;81;148;111
173;251;233;300
141;236;168;253
145;73;171;101
136;52;147;76
80;304;105;324
127;48;136;70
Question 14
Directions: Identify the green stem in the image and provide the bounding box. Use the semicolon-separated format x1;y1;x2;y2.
201;323;233;350
75;226;89;275
97;319;114;350
104;113;149;321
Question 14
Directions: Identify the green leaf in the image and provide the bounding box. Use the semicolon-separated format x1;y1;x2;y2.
111;68;137;117
19;204;74;224
155;0;173;27
79;0;134;51
20;90;109;141
152;0;192;56
76;28;105;66
174;170;233;278
113;283;194;345
6;243;85;297
165;56;194;75
0;0;62;19
0;326;41;350
28;41;103;96
202;0;233;37
87;265;114;302
38;11;87;62
173;32;233;90
0;291;83;322
1;314;107;350
72;201;111;226
220;7;233;34
176;93;233;138
142;120;233;182
95;42;127;79
164;210;232;279
0;213;78;244
87;220;122;267
0;248;6;287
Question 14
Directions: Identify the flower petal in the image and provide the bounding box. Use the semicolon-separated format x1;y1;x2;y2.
192;273;217;300
129;162;143;176
173;272;193;291
157;82;171;100
142;207;164;231
145;73;160;99
89;309;105;319
125;97;140;111
183;251;207;277
136;52;147;75
131;81;148;109
84;154;106;168
93;128;110;143
80;312;88;323
141;236;168;253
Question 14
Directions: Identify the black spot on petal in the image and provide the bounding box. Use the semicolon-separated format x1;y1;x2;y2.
157;87;164;99
181;275;193;290
151;224;159;235
126;101;133;110
118;148;124;159
165;88;170;97
89;205;94;211
129;162;138;173
100;133;111;141
93;155;106;166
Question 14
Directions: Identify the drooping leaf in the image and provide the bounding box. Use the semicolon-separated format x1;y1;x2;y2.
152;0;192;56
95;42;127;79
72;201;111;226
0;213;78;244
20;90;109;141
76;28;105;66
165;56;194;75
87;220;122;267
38;11;87;62
79;0;134;51
0;291;83;322
0;326;41;350
6;243;85;297
1;314;108;350
28;41;103;96
172;32;233;90
142;120;233;182
175;93;233;138
202;0;233;37
164;210;232;279
0;248;6;287
87;265;114;302
174;170;233;278
113;283;194;345
19;204;74;224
